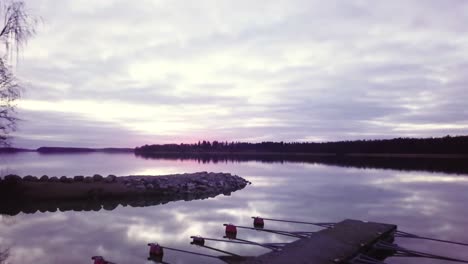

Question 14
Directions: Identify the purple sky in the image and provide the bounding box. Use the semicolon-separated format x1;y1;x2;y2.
10;0;468;148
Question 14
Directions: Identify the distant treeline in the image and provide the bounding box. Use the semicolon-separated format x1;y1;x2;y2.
0;147;135;153
36;147;134;153
135;135;468;155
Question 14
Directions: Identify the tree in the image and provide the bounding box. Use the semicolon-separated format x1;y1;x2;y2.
0;1;37;146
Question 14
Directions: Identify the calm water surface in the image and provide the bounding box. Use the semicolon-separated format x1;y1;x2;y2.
1;152;468;264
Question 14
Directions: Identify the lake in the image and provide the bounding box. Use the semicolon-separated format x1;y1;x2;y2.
1;152;468;264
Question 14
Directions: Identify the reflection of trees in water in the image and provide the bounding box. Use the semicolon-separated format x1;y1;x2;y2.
0;215;14;264
0;248;9;264
0;185;245;216
135;152;468;175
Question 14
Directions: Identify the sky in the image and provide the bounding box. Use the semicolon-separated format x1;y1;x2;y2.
8;0;468;148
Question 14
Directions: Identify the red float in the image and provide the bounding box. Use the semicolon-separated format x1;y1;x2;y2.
225;224;237;239
91;256;107;264
253;217;265;228
148;243;164;257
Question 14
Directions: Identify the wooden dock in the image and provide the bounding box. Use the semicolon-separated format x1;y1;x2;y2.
243;219;396;264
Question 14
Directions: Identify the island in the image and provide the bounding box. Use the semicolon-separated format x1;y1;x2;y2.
0;172;250;215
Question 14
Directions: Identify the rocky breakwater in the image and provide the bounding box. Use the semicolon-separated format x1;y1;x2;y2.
0;172;250;215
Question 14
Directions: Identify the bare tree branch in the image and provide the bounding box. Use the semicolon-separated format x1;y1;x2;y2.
0;1;37;146
0;247;9;264
0;1;37;58
0;57;20;146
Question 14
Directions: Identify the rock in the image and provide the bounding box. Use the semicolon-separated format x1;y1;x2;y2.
84;176;93;183
39;175;49;182
103;203;118;211
93;174;103;182
23;175;38;182
3;174;22;184
23;207;38;214
105;175;116;183
150;178;159;184
49;176;59;182
185;183;196;191
0;172;249;214
74;176;84;182
59;176;70;183
198;179;209;185
134;184;146;190
196;186;208;192
91;205;102;211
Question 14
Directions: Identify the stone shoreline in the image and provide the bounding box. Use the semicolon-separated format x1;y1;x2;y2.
0;172;250;215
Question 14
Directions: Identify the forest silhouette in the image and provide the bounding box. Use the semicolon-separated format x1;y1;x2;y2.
135;135;468;155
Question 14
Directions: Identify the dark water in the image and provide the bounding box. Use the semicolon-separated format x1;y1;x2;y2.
1;152;468;264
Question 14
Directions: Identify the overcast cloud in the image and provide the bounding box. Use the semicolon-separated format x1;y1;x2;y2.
9;0;468;148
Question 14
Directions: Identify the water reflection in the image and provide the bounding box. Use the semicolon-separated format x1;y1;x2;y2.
135;152;468;175
0;153;468;263
0;190;241;216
